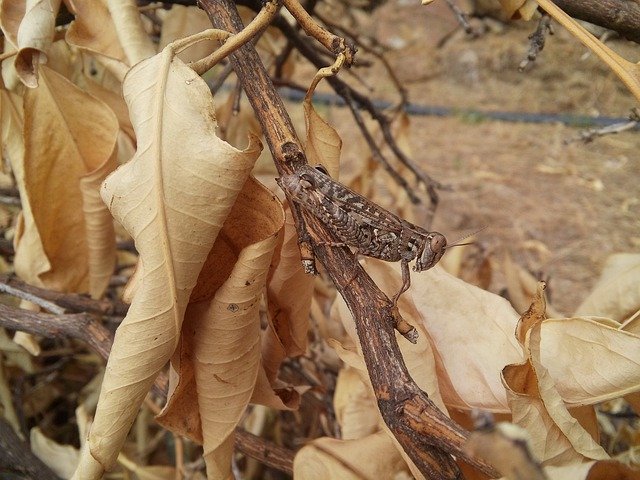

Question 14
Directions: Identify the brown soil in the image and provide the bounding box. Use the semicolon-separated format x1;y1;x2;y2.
309;1;640;314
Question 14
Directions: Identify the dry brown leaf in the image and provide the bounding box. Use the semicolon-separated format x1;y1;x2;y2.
497;0;538;20
65;0;129;81
158;5;217;64
105;0;155;65
0;0;24;47
166;179;283;479
362;260;523;411
157;177;285;443
333;366;379;439
537;318;640;406
262;210;314;382
72;44;261;478
83;74;135;140
0;89;50;284
293;431;410;480
18;66;118;294
303;100;342;178
79;151;118;298
503;320;609;465
30;427;79;478
503;251;561;318
13;0;61;87
574;253;640;324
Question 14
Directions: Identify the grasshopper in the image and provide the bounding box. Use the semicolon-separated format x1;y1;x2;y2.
278;165;447;305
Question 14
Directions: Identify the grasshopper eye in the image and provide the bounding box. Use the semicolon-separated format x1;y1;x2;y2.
429;233;446;253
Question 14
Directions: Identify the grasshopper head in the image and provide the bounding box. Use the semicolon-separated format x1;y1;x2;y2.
414;232;447;272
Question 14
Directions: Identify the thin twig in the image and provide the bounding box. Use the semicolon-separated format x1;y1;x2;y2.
519;13;553;72
343;91;420;204
0;274;129;317
282;0;356;65
273;17;445;213
565;118;639;144
314;12;408;108
443;0;476;36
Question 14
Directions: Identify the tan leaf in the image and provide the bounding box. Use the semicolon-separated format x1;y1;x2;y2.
72;45;260;478
303;100;341;178
20;66;118;293
79;151;118;298
496;0;538;20
65;0;129;81
293;431;410;480
0;0;24;47
574;253;640;324
158;5;217;64
333;366;379;440
503;321;609;465
263;209;314;382
84;74;135;140
14;0;61;88
362;260;523;411
105;0;156;65
157;178;285;476
30;427;79;478
537;318;640;407
194;180;282;479
0;90;49;283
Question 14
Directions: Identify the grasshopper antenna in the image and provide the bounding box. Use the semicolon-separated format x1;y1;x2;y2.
446;226;488;249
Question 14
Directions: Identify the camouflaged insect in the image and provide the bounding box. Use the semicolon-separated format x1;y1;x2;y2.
278;165;447;304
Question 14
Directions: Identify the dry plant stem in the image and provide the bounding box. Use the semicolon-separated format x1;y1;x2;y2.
199;0;497;477
190;0;280;74
314;12;408;107
0;303;113;368
234;429;294;476
273;17;443;216
444;0;474;35
568;118;639;143
343;90;420;204
0;274;129;317
282;0;356;65
305;52;347;100
0;418;60;480
0;301;294;473
552;0;640;44
519;13;553;72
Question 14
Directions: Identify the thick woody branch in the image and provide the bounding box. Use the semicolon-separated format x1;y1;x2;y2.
199;0;498;477
551;0;640;44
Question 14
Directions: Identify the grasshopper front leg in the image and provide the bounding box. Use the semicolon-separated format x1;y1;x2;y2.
391;258;412;306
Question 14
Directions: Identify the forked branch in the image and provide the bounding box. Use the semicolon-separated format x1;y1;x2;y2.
199;0;498;477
